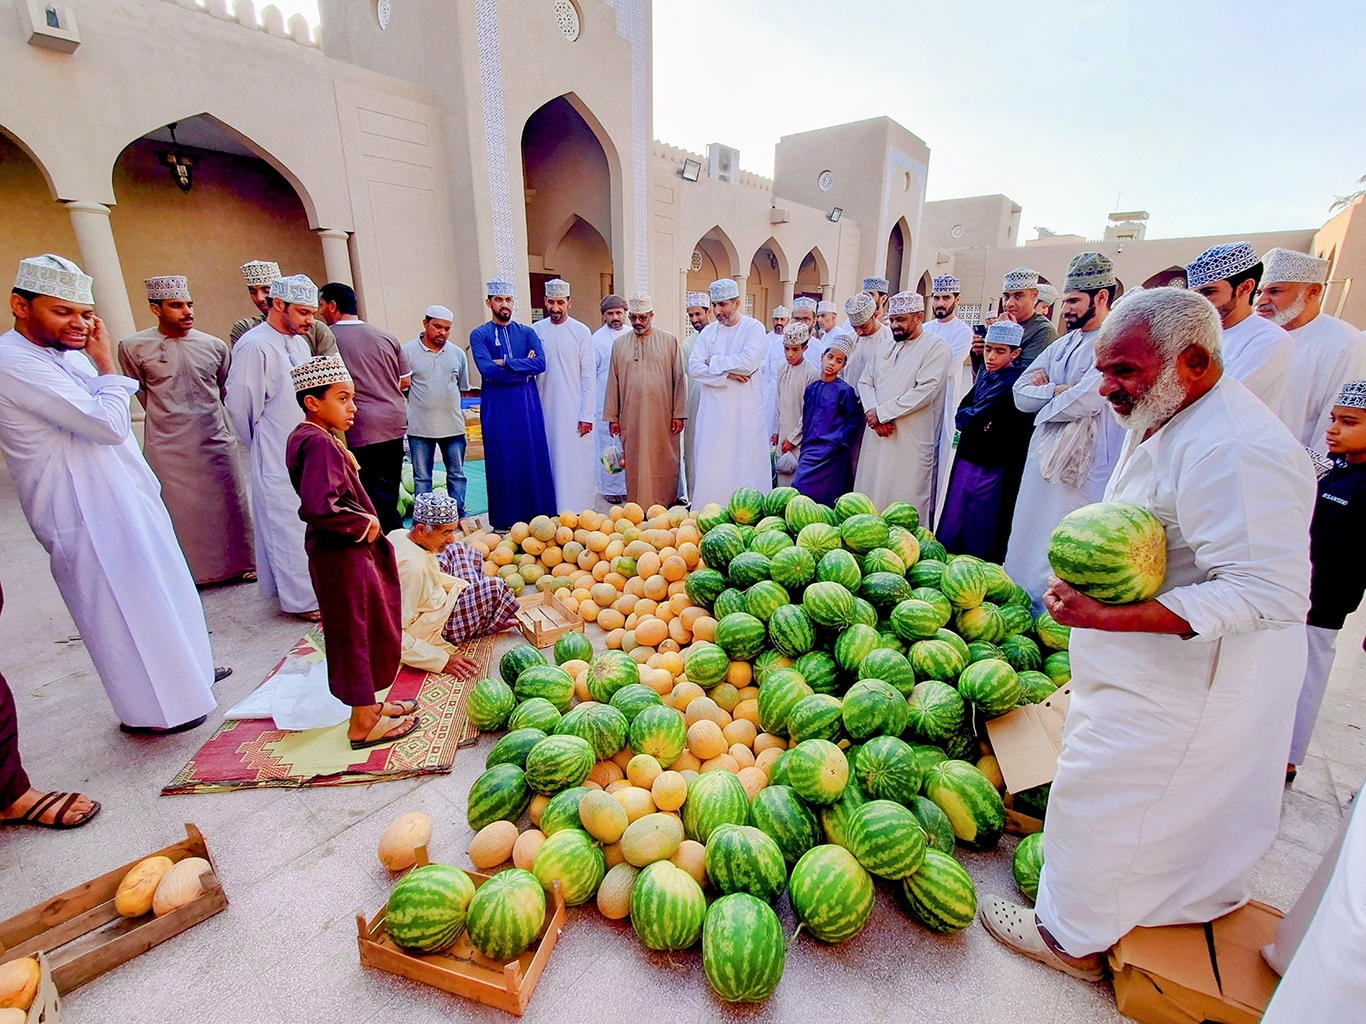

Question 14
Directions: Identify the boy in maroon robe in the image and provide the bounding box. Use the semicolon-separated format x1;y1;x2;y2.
285;356;416;750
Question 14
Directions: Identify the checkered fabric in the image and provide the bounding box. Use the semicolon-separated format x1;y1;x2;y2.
438;542;522;644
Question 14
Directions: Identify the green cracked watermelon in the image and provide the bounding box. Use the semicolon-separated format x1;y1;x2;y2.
744;580;790;623
1048;501;1167;604
553;631;593;666
749;785;821;864
905;680;966;745
468;763;533;830
768;604;816;658
485;727;548;770
465;867;546;961
785;738;849;806
845;799;927;879
386;863;476;952
684;641;730;688
714;612;768;661
554;704;628;761
516;664;575;713
728;486;766;526
500;644;545;685
1035;610;1071;651
628;705;688;765
1013;831;1045;902
923;759;1007;851
902;848;978;934
785;694;846;744
770;545;816;590
523;734;596;795
532;827;606;907
858;648;916;697
682;770;751;843
910;795;957;855
788;845;875;944
842;678;910;741
704;823;788;904
703;893;786;1003
850;734;923;805
467;678;516;731
757;668;813;737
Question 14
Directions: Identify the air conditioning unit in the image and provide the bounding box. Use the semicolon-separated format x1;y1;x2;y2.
708;144;740;184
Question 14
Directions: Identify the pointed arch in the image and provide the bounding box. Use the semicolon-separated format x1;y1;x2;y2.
693;225;741;279
885;216;911;292
0;122;59;200
750;236;791;282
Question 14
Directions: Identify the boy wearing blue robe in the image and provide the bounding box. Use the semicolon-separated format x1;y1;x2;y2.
469;280;556;528
792;337;864;505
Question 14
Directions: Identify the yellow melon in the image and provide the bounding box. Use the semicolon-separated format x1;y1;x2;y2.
605;627;626;650
0;1007;27;1024
977;754;1006;791
114;855;175;918
610;745;636;771
529;793;552;827
574;670;592;703
578;599;600;623
753;732;787;755
700;753;740;774
634;618;669;648
0;958;39;1013
684;696;729;729
650;770;688;811
691;616;718;642
152;857;210;916
597;608;627;631
729;744;756;770
670;840;709;888
613;785;656;822
686;720;728;760
736;685;760;703
723;718;758;749
511;829;546;871
670;681;705;711
667;749;702;774
754;746;784;777
626;753;663;790
468;820;519;869
737;765;770;801
576;790;627;844
587;759;625;788
605;778;633;794
602;840;626;868
619;812;684;866
596;862;639;920
658;637;682;654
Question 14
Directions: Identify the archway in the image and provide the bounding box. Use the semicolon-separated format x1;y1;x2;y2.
522;96;613;319
687;226;739;293
916;271;932;300
885;218;910;293
0;127;80;289
749;238;789;327
111;113;325;342
795;247;830;301
1142;266;1187;289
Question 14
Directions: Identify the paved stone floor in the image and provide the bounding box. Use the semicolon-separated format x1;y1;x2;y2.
0;468;1361;1024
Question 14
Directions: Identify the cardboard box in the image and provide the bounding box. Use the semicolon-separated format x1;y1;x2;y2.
1108;901;1283;1024
16;951;60;1024
985;686;1070;834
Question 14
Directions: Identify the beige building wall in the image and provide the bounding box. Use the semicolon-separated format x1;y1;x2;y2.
1312;197;1365;328
0;132;80;292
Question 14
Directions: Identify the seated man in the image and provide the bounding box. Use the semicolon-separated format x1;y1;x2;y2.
390;492;521;676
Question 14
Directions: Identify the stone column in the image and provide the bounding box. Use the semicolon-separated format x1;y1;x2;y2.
317;229;353;287
781;279;795;309
64;201;136;343
600;272;613;300
734;273;748;310
821;283;834;302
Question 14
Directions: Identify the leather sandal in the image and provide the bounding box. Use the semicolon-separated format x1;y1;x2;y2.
350;714;420;750
979;896;1106;982
1;791;102;830
380;699;420;718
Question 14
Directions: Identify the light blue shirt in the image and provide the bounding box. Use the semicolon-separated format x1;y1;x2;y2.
402;335;470;438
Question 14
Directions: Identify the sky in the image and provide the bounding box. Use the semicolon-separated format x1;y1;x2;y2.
269;0;1365;239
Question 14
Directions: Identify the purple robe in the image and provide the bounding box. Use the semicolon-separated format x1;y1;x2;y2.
792;377;864;506
469;320;556;527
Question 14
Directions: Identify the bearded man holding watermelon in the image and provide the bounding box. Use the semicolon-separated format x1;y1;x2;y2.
980;287;1317;981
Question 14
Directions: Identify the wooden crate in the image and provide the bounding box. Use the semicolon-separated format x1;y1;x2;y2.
514;589;584;648
357;851;567;1017
459;513;492;537
0;824;227;993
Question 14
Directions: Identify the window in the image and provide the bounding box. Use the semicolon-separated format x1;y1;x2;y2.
553;0;580;41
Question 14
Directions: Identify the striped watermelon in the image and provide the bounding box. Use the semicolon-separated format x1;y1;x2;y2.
627;705;687;765
538;785;592;836
523;734;596;795
609;683;664;724
877;630;908;657
839;513;889;554
834;492;878;522
833;623;881;673
763;485;799;518
727;551;772;587
786;694;846;744
890;599;944;642
908;558;947;589
704;824;788;904
757;668;813;737
909;587;953;624
752;649;794;685
749;528;794;560
802;581;856;628
919;537;949;563
631;859;706;950
465;868;546;961
966;640;1004;663
467;763;532;830
555;704;628;760
1013;831;1045;902
467;678;516;731
797;522;843;561
906;741;949;778
818;779;868;849
955;602;1007;643
861;547;906;576
910;795;956;855
939;559;989;609
785;739;849;806
767;603;815;658
715;612;768;661
755;514;788;532
703;893;786;1003
958;659;1021;716
1048;501;1167;604
1006;584;1034;609
744;580;790;622
842;678;909;741
532;827;606;906
886;525;923;570
507;697;561;734
749;785;821;864
788;845;875;943
850;597;879;628
1017;671;1058;704
979;563;1018;604
906;681;965;745
850;735;922;805
923;759;1007;851
770;545;817;590
1035;610;1071;651
910;638;967;682
936;628;972;663
784;494;825;532
1000;603;1035;636
684;642;730;688
858;648;916;697
729;486;766;526
1014;783;1051;822
859;571;913;609
500;644;545;685
700;523;746;574
816;548;862;592
713;588;747;619
881;500;921;531
385;864;476;952
485;727;547;770
792;650;840;695
1000;634;1042;673
696;503;731;533
516;664;575;712
845;799;927;879
682;770;751;843
553;630;593;666
685;568;728;610
944;728;980;762
766;749;793;787
1044;651;1071;686
902;849;978;934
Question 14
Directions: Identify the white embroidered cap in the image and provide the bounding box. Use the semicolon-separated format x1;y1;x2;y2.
627;293;653;314
782;322;810;345
827;333;856;355
413;491;460;525
290;354;351;392
543;278;571;299
487;279;516;297
145;275;190;302
1035;284;1059;307
425;305;454;321
270;274;319;307
1186;242;1259;290
1262;248;1330;286
240;260;281;287
888;291;924;315
1003;268;1040;291
1335;380;1366;409
845;292;877;327
816;300;837;314
685;292;710;308
932;274;961;295
710;278;740;301
986;319;1024;347
15;254;94;304
862;276;890;293
771;306;790;319
792;297;817;312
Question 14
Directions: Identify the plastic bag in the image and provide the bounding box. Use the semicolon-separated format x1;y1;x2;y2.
601;439;625;475
1038;415;1097;488
776;449;799;475
225;657;351;731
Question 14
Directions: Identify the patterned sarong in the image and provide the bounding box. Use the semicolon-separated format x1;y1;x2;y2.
437;542;521;644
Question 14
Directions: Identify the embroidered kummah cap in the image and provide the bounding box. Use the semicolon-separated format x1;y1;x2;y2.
888;291;924;315
986;319;1025;347
627;293;653;314
709;278;740;302
270;274;319;307
1335;380;1366;410
15;254;94;304
1036;283;1060;307
145;276;190;301
1064;251;1115;292
782;322;810;345
816;300;837;314
1003;268;1040;291
425;305;454;320
862;276;890;293
290;354;351;392
845;292;877;327
413;490;461;525
827;333;856;355
932;274;961;295
771;306;790;320
792;296;817;312
1186;242;1259;290
1262;248;1330;286
543;278;570;299
240;260;281;286
685;292;710;309
487;279;516;297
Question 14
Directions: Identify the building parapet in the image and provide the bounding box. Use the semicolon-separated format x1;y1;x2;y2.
653;139;774;193
158;0;321;50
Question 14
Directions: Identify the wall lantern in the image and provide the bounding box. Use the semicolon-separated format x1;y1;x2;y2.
158;123;196;193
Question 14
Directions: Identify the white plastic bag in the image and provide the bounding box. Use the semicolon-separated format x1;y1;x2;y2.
1038;415;1098;488
225;657;351;731
776;449;799;475
601;439;625;475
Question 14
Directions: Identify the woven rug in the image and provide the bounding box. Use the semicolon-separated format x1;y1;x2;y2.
162;628;489;795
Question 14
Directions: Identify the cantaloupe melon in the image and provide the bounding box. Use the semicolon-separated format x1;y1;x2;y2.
468;820;519;869
152;857;210;916
578;790;629;844
115;855;174;918
596;862;639;919
620;812;685;866
378;811;433;871
512;829;545;871
0;957;40;1012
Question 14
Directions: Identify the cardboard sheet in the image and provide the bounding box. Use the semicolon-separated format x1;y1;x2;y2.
985;686;1071;795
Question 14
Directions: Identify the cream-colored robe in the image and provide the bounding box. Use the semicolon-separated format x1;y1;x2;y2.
389;530;469;672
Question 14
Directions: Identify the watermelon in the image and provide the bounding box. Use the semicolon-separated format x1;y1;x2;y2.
385;864;476;952
1014;783;1051;822
877;630;908;656
553;631;593;666
757;668;813;736
909;587;952;624
467;678;516;731
923;759;1007;851
1048;501;1167;604
935;628;971;664
910;638;967;682
767;603;815;658
860;571;913;609
802;580;856;628
886;525;922;569
944;728;979;762
1035;610;1070;650
906;741;949;778
700;522;746;574
465;868;546;961
713;588;746;620
682;770;751;843
890;599;944;642
905;681;965;745
1005;584;1033;609
770;545;816;590
979;563;1018;604
727;551;772;587
786;694;845;744
861;547;905;576
507;697;562;734
533;828;606;907
499;644;545;685
728;486;766;526
815;548;862;592
703;893;786;1003
685;568;728;610
1017;671;1058;704
907;558;947;589
920;538;949;563
1000;603;1035;636
1013;832;1045;902
582;651;637;704
792;650;840;695
554;704;628;761
957;659;1021;717
485;727;548;770
714;612;768;661
538;785;592;835
858;648;916;697
956;602;1007;643
850;735;922;805
749;785;821;864
785;739;849;806
839;513;889;554
881;501;920;531
516;664;575;713
788;845;875;943
910;795;956;855
763;486;799;518
1044;651;1072;686
704;824;788;904
684;642;730;688
468;763;533;829
751;649;793;685
796;522;843;561
609;683;664;723
627;705;687;765
902;849;978;934
766;749;793;787
833;492;878;522
845;799;927;879
939;559;988;609
696;503;730;533
966;640;1004;663
833;623;881;673
818;780;868;849
850;597;879;628
784;494;825;532
743;581;790;624
523;734;595;795
749;527;793;559
842;678;909;740
1000;634;1043;673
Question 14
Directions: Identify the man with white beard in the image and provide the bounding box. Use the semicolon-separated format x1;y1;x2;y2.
925;274;974;511
593;294;631;503
1255;247;1366;454
980;288;1314;982
534;278;596;511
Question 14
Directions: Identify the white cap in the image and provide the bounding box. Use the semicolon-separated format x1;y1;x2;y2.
771;305;790;319
1003;268;1040;291
792;296;817;312
426;305;454;321
782;322;810;345
1186;242;1258;290
816;300;837;314
862;276;890;293
710;279;740;301
240;260;280;286
1262;247;1329;286
487;279;516;297
544;278;570;299
15;254;94;305
888;292;924;315
1035;283;1059;307
627;293;653;314
685;292;710;308
270;274;319;307
145;275;190;301
845;292;876;327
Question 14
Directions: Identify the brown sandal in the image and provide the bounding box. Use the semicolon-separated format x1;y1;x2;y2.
350;714;421;750
1;791;102;830
380;699;420;718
